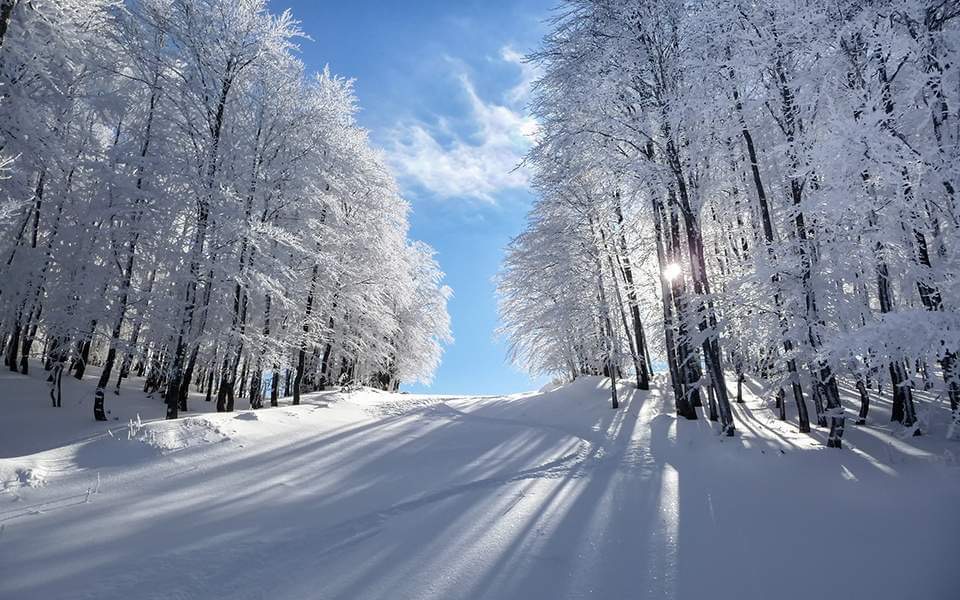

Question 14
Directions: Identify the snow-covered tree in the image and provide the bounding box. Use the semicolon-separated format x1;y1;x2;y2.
0;0;452;420
500;0;960;444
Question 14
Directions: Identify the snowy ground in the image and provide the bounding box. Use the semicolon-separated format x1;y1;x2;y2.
1;364;958;600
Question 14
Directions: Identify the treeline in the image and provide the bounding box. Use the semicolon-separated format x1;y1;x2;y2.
498;0;960;445
0;0;452;419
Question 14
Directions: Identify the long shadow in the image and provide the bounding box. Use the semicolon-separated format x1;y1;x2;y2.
458;385;677;599
2;387;620;599
5;377;957;600
663;378;958;600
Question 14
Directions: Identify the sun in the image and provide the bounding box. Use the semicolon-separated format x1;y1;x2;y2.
663;262;683;282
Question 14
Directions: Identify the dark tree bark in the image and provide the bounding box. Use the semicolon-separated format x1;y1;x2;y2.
666;197;704;410
294;263;319;405
205;365;215;403
270;368;280;407
706;381;719;421
658;125;734;434
872;211;918;430
319;339;333;389
249;368;262;409
613;198;650;390
773;45;844;445
73;320;96;380
652;196;696;420
165;48;245;419
601;225;645;391
17;302;41;374
732;76;810;433
95;240;138;418
0;0;18;49
49;359;64;408
855;379;870;425
237;356;249;403
164;337;188;420
6;321;21;373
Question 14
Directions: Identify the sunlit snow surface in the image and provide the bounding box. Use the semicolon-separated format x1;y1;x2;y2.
1;365;957;600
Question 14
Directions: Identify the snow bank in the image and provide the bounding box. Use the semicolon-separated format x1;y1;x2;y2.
135;417;231;452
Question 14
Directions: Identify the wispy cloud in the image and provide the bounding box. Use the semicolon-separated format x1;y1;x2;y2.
500;46;539;105
385;48;539;203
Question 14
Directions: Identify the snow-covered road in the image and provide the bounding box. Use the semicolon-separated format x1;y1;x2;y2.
1;376;957;599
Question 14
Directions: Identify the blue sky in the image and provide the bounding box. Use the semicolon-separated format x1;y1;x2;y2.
272;1;554;394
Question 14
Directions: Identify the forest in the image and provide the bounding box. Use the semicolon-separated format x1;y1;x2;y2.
1;1;958;599
498;0;960;447
0;0;452;421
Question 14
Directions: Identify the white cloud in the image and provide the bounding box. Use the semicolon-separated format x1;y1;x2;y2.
500;46;540;105
385;48;539;203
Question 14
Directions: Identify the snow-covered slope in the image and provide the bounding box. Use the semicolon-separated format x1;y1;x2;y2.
1;369;957;600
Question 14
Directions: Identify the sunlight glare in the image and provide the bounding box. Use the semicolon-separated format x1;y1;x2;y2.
663;262;683;282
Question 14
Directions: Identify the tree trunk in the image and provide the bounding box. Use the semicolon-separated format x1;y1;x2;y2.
95;236;138;417
733;76;810;433
249;368;262;409
770;49;843;445
73;320;96;380
0;0;19;50
270;368;280;407
602;226;644;390
666;196;704;410
664;135;733;435
589;215;620;410
293;348;305;406
178;344;201;412
613;199;650;389
874;219;918;430
706;380;719;421
19;305;41;374
294;263;319;406
165;67;235;419
652;196;695;419
205;364;215;403
5;321;21;373
49;360;64;408
164;339;187;420
855;379;870;425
